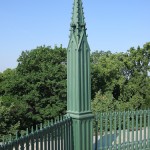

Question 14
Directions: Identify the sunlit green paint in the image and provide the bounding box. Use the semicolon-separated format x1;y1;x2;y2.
67;0;94;150
94;110;150;150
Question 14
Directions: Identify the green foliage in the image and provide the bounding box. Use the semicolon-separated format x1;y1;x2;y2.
91;42;150;112
91;91;116;113
0;97;20;141
0;46;67;133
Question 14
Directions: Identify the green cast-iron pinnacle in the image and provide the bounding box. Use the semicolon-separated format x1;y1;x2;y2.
67;0;91;114
70;0;87;43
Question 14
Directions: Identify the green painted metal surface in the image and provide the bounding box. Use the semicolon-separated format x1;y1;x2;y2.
0;116;72;150
67;0;92;114
67;0;94;149
94;109;150;150
1;110;150;150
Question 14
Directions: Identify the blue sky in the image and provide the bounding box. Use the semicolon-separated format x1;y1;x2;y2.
0;0;150;72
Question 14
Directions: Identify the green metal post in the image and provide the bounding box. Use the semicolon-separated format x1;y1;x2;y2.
67;0;94;150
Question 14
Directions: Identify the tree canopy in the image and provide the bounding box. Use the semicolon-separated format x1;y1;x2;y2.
0;46;67;139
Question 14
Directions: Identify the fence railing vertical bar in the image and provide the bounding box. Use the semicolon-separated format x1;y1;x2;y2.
144;110;147;149
123;111;126;150
109;112;112;150
140;110;143;149
100;113;103;150
114;112;117;149
70;117;73;150
131;111;134;150
94;114;98;150
57;121;60;150
13;131;18;150
118;111;121;150
54;119;57;150
135;110;139;149
31;127;34;150
35;125;39;150
63;117;67;150
67;117;70;150
71;118;74;150
69;117;72;150
127;111;130;149
44;129;47;150
148;109;150;149
104;112;108;150
40;123;44;150
20;132;24;150
25;128;29;150
86;120;88;150
82;120;85;150
47;125;51;150
51;121;55;150
60;117;64;150
57;118;59;150
8;135;12;150
65;117;68;150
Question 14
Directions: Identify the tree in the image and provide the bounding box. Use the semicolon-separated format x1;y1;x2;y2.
91;42;150;111
0;97;20;141
0;45;67;129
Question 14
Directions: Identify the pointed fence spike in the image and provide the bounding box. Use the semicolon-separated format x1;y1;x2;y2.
9;134;12;142
15;131;18;140
44;123;47;128
36;125;38;131
48;120;50;127
54;118;57;124
51;119;54;125
40;123;42;130
3;136;5;144
31;126;34;133
57;116;59;122
26;128;29;136
21;130;23;137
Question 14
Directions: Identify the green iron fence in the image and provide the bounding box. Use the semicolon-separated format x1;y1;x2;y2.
1;110;150;150
94;109;150;150
0;116;72;150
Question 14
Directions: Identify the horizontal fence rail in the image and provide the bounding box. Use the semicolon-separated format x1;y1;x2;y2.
0;116;72;150
94;110;150;150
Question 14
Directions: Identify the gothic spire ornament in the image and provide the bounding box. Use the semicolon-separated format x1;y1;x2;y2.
67;0;91;114
67;0;93;149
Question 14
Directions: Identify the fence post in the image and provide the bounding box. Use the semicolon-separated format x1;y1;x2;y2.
67;0;94;150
